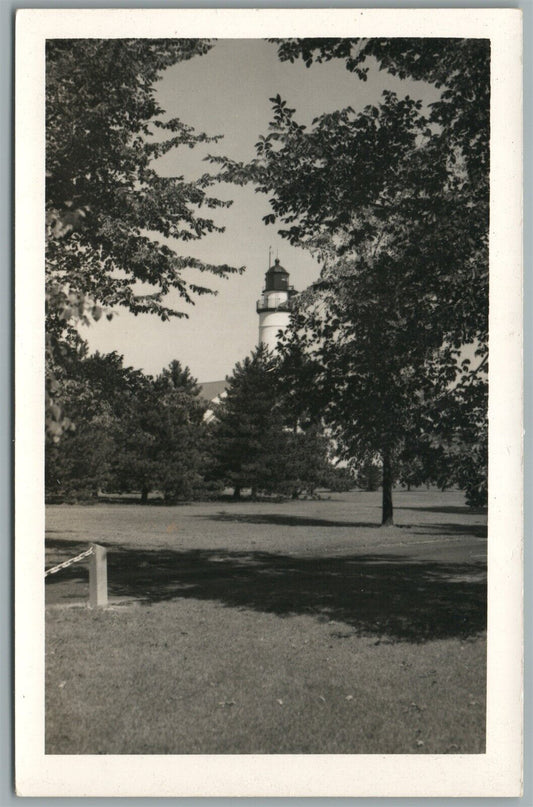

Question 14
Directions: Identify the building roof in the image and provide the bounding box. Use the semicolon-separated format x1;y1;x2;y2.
199;379;227;402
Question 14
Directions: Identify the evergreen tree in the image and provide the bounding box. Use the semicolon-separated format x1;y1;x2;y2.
210;345;287;498
282;426;333;498
46;353;208;503
155;360;202;397
112;361;208;503
210;345;337;499
356;461;382;493
45;351;145;500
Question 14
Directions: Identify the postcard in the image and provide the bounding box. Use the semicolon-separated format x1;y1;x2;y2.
15;8;522;797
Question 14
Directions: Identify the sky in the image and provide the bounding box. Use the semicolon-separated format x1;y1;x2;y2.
79;39;435;383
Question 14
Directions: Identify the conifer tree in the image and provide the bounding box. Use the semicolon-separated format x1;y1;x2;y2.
46;353;208;502
112;361;208;503
210;345;285;498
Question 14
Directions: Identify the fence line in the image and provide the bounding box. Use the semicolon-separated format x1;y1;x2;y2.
45;546;94;577
45;543;108;608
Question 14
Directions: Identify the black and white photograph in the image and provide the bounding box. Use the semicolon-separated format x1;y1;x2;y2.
15;8;522;798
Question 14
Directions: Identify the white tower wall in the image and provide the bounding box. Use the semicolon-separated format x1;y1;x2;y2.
258;309;291;352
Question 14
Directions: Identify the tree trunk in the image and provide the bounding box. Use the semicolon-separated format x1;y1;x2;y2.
233;485;241;500
251;486;257;500
381;450;394;526
140;485;149;505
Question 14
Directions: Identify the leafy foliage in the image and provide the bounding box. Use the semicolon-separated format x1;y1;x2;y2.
46;351;145;499
46;38;242;320
281;426;336;498
273;37;489;184
356;461;382;493
46;39;243;438
213;38;489;520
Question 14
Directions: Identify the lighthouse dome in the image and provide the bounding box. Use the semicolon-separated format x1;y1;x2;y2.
264;258;289;291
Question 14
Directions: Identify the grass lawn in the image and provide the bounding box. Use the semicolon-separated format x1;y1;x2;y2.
45;490;487;754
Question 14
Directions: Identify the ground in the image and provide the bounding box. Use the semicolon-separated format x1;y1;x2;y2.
45;490;487;754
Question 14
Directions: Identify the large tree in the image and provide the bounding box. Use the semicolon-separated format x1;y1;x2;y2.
46;352;209;503
214;38;489;523
111;361;208;503
46;39;242;438
210;345;287;498
210;345;336;499
281;425;336;499
45;350;146;499
46;38;242;317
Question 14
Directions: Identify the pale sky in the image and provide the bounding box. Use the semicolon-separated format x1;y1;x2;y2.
80;39;435;382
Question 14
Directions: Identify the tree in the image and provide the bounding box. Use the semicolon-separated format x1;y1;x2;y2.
46;38;242;318
356;461;382;493
45;353;208;503
45;350;146;500
210;345;336;499
111;361;208;503
46;39;243;438
214;38;489;523
273;37;489;189
421;366;488;506
209;345;286;498
282;425;335;498
155;360;202;397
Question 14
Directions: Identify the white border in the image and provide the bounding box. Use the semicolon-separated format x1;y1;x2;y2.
15;8;523;797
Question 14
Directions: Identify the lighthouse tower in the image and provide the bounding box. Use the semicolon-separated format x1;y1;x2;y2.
256;258;297;351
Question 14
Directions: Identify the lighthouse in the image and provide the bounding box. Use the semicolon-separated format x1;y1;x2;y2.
256;258;297;351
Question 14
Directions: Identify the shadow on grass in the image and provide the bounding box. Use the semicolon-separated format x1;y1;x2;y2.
200;512;487;539
201;512;379;529
419;522;487;539
45;539;486;643
395;505;487;516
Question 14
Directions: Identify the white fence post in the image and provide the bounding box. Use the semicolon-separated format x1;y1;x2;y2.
89;543;108;608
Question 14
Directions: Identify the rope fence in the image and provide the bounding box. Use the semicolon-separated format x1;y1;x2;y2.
45;543;108;608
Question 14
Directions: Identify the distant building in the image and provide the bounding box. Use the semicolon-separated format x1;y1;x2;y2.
199;379;227;424
198;380;227;405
